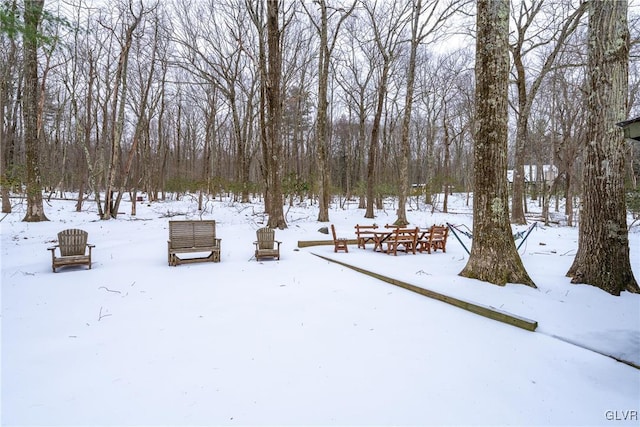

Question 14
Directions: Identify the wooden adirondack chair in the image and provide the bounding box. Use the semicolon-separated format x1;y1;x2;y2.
330;224;349;253
254;227;281;261
47;229;95;272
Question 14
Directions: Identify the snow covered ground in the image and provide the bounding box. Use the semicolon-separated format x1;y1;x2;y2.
2;193;639;426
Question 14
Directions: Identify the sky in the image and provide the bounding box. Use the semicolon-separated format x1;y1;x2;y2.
1;193;639;426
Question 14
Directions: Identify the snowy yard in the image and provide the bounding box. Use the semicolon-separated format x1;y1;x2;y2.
1;193;639;426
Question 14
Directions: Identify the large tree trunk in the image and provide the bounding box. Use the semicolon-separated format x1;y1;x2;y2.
22;0;48;222
265;0;286;229
567;0;639;295
460;0;534;287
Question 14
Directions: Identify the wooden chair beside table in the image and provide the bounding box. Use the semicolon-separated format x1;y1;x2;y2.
417;224;449;254
331;224;349;253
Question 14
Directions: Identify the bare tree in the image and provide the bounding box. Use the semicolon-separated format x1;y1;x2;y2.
334;19;376;210
548;64;585;226
81;13;105;215
173;0;259;204
118;3;162;216
395;0;469;225
1;0;21;213
53;0;89;211
101;0;144;219
509;0;587;224
279;15;314;204
361;0;410;219
415;55;445;207
567;0;639;295
302;0;356;222
460;0;535;287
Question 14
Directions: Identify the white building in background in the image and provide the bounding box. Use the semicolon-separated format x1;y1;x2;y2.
507;164;558;184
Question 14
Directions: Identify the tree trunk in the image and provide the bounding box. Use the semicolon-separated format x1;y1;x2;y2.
306;0;356;222
510;48;530;225
22;0;48;222
358;97;367;210
509;1;587;225
103;8;142;220
567;0;639;295
315;0;331;222
1;4;19;215
395;0;421;227
442;111;451;214
365;64;387;219
460;0;535;287
511;114;528;224
265;0;286;229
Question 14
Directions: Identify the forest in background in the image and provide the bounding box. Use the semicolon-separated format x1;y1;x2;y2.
1;0;639;224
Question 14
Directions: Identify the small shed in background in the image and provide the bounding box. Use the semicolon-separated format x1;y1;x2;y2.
617;116;640;141
506;164;558;185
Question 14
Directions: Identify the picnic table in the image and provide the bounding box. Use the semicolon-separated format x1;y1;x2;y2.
372;230;393;252
372;227;419;255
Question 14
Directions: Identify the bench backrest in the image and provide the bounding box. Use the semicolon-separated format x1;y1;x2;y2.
58;229;89;256
169;220;217;249
430;225;448;240
330;224;338;240
393;227;419;240
355;224;378;233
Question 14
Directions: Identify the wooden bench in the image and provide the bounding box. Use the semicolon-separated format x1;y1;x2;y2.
384;227;419;255
167;220;221;266
354;223;378;249
417;224;449;254
48;229;95;272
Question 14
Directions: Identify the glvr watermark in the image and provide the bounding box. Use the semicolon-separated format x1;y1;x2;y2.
605;410;638;421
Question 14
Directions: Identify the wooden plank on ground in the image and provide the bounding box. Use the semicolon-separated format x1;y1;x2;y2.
297;239;358;248
311;252;538;332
